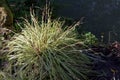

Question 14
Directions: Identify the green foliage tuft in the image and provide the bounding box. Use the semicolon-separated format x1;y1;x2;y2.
81;32;98;46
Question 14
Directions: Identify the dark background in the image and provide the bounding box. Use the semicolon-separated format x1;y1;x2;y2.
54;0;120;42
8;0;120;42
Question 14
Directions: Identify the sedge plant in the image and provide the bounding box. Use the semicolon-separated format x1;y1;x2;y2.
6;11;91;80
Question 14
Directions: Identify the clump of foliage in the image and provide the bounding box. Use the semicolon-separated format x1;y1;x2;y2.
0;28;12;80
81;32;98;46
5;11;91;80
0;28;11;68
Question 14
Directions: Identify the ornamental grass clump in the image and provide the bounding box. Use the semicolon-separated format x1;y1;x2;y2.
6;12;91;80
